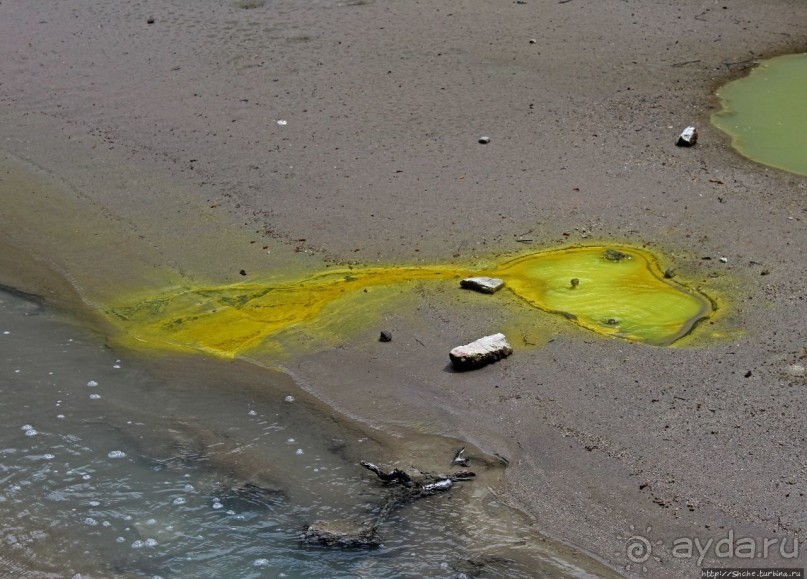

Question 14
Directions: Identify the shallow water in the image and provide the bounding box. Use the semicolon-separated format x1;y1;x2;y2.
712;53;807;177
0;288;619;578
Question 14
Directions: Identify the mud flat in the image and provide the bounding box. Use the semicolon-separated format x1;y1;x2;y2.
2;1;807;577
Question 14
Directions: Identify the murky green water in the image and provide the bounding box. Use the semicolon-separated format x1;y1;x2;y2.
712;53;807;176
0;288;619;578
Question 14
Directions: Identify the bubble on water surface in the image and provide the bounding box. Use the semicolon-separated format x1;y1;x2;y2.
89;394;101;400
24;429;38;437
284;395;295;402
296;449;304;455
86;380;98;387
84;517;98;526
173;497;187;506
253;559;269;567
212;501;223;510
144;538;158;547
107;450;126;459
131;540;144;549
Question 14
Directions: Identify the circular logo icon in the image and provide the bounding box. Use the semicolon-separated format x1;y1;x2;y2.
626;535;652;563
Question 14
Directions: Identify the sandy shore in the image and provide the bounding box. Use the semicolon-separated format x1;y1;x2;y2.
2;0;806;576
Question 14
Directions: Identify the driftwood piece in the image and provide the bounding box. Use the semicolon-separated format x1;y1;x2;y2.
303;452;477;548
359;461;413;485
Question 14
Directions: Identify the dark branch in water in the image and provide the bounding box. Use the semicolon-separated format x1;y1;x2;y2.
304;453;478;548
360;461;413;485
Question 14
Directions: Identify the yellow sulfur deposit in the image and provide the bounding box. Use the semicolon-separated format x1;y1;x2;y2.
108;245;713;357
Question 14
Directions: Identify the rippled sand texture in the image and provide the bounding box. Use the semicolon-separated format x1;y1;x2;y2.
109;246;712;357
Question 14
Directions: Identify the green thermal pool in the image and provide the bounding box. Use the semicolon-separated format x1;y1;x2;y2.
712;53;807;176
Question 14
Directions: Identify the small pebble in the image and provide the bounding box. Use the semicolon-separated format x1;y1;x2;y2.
276;120;288;126
284;395;295;402
529;39;536;44
379;330;392;342
478;136;491;144
146;17;155;24
719;257;728;263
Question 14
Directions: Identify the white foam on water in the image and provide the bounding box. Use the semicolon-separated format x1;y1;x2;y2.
107;450;126;459
86;380;98;387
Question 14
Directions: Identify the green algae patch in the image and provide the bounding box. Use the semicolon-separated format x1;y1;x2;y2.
108;246;713;357
712;53;807;177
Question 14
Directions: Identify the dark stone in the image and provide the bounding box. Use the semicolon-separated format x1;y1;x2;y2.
603;249;631;261
379;330;392;342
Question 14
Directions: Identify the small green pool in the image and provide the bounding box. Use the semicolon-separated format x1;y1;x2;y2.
712;53;807;177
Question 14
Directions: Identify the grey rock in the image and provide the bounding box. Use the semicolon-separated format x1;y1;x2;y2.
449;333;512;370
478;136;491;144
303;519;380;548
460;276;505;294
379;330;392;342
676;126;698;147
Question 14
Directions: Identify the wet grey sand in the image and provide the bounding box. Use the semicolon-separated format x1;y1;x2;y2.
1;0;807;577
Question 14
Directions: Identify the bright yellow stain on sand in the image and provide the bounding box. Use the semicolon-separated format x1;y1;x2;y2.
108;246;712;357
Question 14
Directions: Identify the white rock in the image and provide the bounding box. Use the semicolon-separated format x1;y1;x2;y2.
460;276;505;294
676;126;698;147
449;333;512;370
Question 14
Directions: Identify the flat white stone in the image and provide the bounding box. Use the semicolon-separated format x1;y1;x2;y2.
449;333;512;370
460;276;505;294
